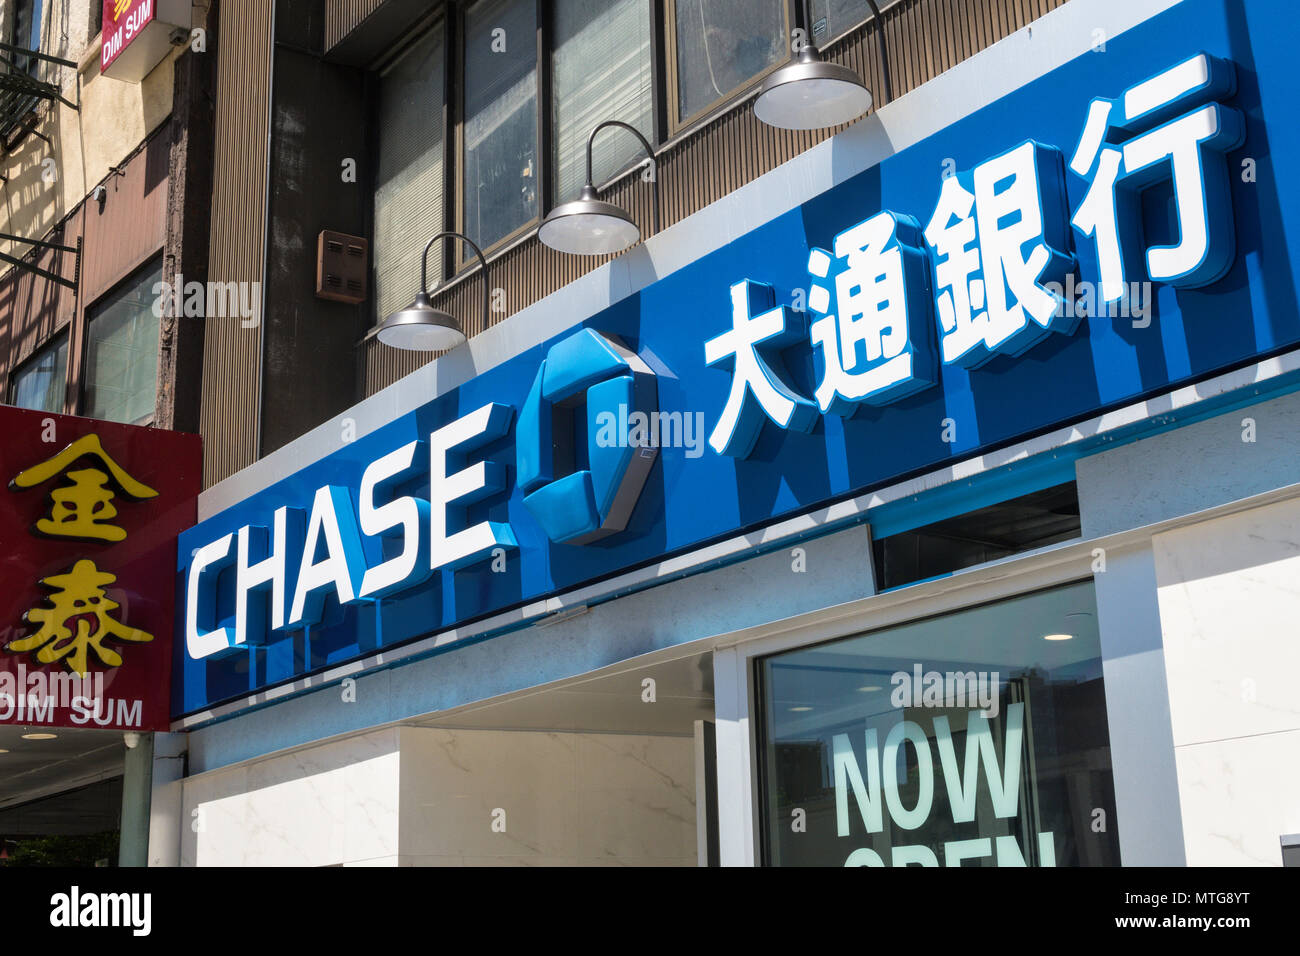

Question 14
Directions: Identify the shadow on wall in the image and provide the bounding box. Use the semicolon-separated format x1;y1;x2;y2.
180;726;699;867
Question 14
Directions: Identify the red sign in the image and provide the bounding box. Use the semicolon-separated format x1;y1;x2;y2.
101;0;156;74
0;407;199;731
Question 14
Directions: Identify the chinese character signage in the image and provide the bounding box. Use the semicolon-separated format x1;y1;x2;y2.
708;52;1245;453
1;407;199;731
177;0;1300;718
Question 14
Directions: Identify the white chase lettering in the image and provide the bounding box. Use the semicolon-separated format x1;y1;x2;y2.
184;403;516;659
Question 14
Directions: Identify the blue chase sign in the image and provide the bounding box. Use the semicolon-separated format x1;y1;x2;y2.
176;0;1300;717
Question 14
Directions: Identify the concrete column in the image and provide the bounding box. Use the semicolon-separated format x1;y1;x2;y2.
1091;543;1187;865
714;645;756;866
147;732;189;867
118;733;155;867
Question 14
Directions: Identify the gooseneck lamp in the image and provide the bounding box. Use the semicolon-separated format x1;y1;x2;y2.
539;120;660;256
376;231;488;351
753;0;886;130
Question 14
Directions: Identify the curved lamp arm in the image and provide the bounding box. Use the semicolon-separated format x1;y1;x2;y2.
863;0;893;104
585;120;660;236
420;230;490;331
793;0;891;104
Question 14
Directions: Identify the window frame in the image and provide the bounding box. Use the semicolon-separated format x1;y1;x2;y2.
709;526;1147;866
368;11;452;326
365;0;808;313
7;330;69;414
454;0;547;272
663;0;798;138
806;0;886;52
751;576;1109;867
11;0;42;74
78;254;165;427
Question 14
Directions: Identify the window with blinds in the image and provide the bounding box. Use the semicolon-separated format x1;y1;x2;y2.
84;260;164;426
373;26;446;326
551;0;654;204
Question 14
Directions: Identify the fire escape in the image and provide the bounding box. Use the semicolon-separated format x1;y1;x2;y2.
0;38;81;290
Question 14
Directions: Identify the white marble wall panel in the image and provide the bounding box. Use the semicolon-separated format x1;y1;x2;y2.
1153;496;1300;866
181;726;696;866
397;728;696;866
1173;729;1300;866
182;728;400;867
1154;498;1300;745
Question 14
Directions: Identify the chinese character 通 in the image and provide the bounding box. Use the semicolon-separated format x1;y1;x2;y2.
704;279;818;458
1070;52;1245;304
924;140;1076;367
7;558;154;676
808;210;935;415
9;434;158;542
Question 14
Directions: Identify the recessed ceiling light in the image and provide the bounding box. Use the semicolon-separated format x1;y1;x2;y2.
857;685;882;692
21;732;57;740
1042;633;1074;641
789;706;814;712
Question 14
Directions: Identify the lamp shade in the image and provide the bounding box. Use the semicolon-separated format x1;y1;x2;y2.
539;185;642;255
376;291;467;351
376;230;490;352
754;48;873;130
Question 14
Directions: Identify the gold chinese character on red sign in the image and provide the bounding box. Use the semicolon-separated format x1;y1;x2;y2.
6;559;155;676
9;434;158;542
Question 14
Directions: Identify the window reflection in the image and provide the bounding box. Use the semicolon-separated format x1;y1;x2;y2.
808;0;874;46
673;0;785;125
759;580;1121;866
464;0;539;251
10;337;67;414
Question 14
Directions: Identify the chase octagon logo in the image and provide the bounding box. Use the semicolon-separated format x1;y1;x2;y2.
518;329;658;545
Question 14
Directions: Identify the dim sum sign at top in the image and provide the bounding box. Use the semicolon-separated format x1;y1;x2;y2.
100;0;156;72
177;0;1296;719
100;0;191;82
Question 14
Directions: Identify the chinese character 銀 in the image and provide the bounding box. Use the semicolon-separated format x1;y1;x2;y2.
924;141;1076;367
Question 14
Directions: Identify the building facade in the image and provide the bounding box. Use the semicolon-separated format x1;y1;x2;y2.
6;0;1298;869
159;0;1300;867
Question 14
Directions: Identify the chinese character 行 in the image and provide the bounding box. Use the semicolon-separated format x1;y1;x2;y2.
808;210;935;415
6;559;154;676
924;140;1076;367
705;279;818;458
1070;53;1244;303
9;434;157;542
